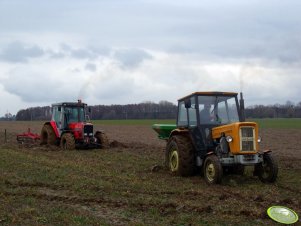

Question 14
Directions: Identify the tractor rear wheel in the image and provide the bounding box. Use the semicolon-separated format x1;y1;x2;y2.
204;155;223;184
40;124;56;145
95;132;109;148
60;133;75;150
165;135;195;176
255;153;278;183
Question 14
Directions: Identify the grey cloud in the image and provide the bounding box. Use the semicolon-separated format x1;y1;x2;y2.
48;50;65;59
59;43;107;59
0;41;44;62
60;43;72;52
85;63;97;72
113;48;152;69
93;76;135;101
2;1;301;62
1;69;79;102
71;48;98;59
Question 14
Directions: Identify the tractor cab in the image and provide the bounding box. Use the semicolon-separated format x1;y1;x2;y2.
51;100;89;133
176;92;245;162
177;92;243;128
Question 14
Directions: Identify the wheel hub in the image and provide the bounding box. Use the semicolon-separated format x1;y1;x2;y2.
206;163;216;182
170;150;179;172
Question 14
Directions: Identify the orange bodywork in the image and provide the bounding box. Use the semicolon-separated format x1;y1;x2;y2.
212;122;259;154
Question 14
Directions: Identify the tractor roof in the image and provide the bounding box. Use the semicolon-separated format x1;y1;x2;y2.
52;101;87;107
178;91;238;101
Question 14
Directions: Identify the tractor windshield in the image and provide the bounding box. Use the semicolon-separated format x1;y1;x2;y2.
64;107;85;123
198;95;239;124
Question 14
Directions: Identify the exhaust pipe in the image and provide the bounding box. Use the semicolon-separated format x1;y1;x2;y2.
240;92;246;121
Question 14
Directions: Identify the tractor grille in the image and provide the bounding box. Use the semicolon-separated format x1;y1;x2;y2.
240;127;255;151
84;124;93;135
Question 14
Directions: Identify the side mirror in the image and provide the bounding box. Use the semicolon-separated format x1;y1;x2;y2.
58;106;61;111
184;99;191;108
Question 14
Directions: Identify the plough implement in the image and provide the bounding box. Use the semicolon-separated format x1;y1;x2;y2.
17;128;40;145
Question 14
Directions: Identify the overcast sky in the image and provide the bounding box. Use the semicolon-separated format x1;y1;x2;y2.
1;0;301;116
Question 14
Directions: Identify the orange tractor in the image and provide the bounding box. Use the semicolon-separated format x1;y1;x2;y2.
40;100;108;150
153;92;278;184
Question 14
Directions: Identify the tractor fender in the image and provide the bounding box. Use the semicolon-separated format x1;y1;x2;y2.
169;128;189;139
43;121;60;138
206;151;215;156
259;149;272;155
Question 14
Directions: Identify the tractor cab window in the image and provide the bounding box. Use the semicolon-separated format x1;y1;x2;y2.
52;106;62;127
177;101;188;127
177;98;197;127
198;96;216;124
188;97;197;127
64;107;85;123
217;97;239;123
198;95;239;124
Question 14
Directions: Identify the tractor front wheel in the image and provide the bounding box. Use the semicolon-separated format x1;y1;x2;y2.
60;133;75;150
40;124;56;145
255;153;278;183
165;135;195;177
95;132;109;148
204;155;223;184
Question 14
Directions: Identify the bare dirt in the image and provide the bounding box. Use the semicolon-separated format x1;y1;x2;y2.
0;121;301;225
0;121;164;149
1;121;301;164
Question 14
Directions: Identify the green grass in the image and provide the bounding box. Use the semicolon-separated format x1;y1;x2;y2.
250;118;301;129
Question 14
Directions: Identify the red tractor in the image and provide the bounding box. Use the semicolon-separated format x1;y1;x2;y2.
40;100;108;150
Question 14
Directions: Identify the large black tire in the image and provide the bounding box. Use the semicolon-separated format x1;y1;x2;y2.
95;132;109;149
165;135;195;177
204;155;223;184
40;124;56;145
255;153;278;183
60;133;75;150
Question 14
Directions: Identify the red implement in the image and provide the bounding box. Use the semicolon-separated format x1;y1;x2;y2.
17;128;40;144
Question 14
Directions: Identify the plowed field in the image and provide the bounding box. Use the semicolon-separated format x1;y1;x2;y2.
0;121;300;225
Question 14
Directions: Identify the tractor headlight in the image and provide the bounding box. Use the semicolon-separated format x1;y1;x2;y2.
226;135;233;143
84;133;88;136
257;136;262;143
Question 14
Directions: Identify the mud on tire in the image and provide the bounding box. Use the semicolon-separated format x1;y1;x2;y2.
95;132;109;149
165;135;195;177
204;155;223;184
60;133;75;150
255;153;278;183
40;124;56;145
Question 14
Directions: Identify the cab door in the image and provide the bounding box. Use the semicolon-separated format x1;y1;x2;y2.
52;106;63;133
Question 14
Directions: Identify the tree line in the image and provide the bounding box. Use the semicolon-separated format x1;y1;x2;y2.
245;101;301;118
12;100;301;121
14;101;177;121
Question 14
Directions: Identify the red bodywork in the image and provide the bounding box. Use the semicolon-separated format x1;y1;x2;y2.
68;122;85;140
48;121;93;140
50;121;60;138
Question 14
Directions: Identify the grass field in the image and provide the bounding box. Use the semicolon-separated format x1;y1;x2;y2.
92;118;301;129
